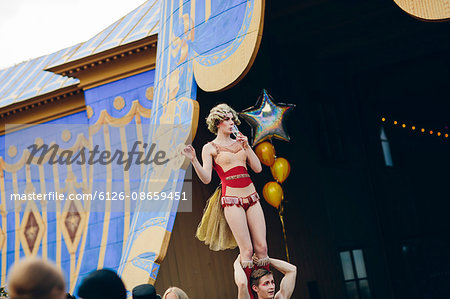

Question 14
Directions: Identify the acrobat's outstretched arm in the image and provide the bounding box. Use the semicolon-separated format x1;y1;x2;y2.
182;143;214;184
234;255;251;299
271;258;297;299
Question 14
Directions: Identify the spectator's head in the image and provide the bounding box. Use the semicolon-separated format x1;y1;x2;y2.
162;286;189;299
7;257;66;299
250;268;275;299
132;283;161;299
77;269;126;299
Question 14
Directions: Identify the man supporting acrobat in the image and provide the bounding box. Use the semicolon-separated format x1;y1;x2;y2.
234;255;297;299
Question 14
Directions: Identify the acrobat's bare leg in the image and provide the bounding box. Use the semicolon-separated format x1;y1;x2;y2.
224;205;253;263
246;201;269;269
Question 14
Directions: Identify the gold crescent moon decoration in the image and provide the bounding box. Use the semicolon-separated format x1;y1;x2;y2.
193;0;265;92
393;0;450;21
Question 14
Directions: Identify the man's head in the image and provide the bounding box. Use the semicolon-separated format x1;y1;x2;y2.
7;257;66;299
132;283;161;299
77;269;126;299
250;269;276;299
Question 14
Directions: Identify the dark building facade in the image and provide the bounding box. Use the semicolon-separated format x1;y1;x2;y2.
157;1;450;298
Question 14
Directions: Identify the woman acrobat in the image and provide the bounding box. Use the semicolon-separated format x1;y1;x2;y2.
182;104;270;292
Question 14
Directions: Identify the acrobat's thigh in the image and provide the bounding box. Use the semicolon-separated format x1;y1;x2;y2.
224;205;253;259
246;201;268;257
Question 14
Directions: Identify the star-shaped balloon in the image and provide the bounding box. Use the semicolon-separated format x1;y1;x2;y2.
239;89;295;146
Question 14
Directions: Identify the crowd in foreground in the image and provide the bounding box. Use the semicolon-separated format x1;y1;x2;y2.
5;257;188;299
4;254;295;299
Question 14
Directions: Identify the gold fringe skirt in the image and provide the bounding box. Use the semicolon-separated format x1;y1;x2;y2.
196;186;238;251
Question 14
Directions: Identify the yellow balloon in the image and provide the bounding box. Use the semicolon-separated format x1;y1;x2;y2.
270;157;291;183
255;141;276;166
263;181;284;208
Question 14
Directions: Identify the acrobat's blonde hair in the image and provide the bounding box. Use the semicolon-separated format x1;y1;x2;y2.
162;286;190;299
206;103;241;134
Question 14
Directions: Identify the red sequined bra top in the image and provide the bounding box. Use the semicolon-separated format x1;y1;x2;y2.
209;141;255;197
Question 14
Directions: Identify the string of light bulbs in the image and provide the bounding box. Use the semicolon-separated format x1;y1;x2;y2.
381;117;449;139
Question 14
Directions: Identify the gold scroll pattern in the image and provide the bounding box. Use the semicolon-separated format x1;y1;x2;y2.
119;0;200;289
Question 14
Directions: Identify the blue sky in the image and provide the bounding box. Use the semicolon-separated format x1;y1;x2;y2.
0;0;147;69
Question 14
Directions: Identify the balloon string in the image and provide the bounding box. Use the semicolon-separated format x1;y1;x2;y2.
278;204;290;263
